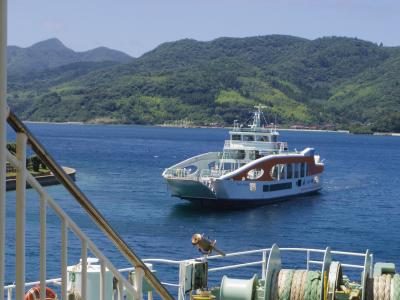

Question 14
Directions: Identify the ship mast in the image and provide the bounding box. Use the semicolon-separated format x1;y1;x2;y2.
251;104;267;129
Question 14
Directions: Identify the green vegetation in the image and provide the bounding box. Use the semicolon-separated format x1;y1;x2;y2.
7;35;400;132
6;143;49;177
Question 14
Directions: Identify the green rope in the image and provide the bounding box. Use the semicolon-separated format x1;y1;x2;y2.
303;271;321;300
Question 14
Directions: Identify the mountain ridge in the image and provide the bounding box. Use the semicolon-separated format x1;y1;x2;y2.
7;38;133;76
7;35;400;132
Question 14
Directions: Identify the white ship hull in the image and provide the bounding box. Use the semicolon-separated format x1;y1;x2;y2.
165;174;322;206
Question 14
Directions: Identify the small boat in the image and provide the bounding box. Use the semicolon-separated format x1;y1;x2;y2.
162;105;324;206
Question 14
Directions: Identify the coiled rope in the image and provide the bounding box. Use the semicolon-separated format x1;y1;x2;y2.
303;271;321;300
290;270;308;300
273;270;320;300
276;269;294;300
390;274;400;300
374;274;391;300
272;269;400;300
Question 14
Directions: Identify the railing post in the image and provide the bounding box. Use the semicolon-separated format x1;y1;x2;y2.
40;195;47;300
16;132;27;300
134;267;144;300
0;0;7;297
262;251;267;280
178;261;186;300
117;280;124;300
306;250;310;270
61;220;68;300
81;240;87;300
100;260;106;300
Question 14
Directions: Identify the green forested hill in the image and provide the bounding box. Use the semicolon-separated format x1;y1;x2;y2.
7;35;400;132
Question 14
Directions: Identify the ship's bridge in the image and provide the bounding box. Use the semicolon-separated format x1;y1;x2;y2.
224;130;287;154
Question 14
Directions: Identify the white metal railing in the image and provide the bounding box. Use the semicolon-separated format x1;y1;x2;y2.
224;140;288;151
5;246;371;300
5;133;138;300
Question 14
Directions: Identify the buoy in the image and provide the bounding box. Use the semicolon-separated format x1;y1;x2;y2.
24;286;58;300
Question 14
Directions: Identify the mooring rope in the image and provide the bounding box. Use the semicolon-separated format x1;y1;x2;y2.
374;274;391;300
274;269;320;300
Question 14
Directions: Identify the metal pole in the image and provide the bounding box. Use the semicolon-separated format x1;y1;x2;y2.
40;195;47;300
16;132;27;300
0;0;7;298
61;220;68;300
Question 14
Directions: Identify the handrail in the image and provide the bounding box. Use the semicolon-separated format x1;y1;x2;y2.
7;110;174;300
4;245;372;300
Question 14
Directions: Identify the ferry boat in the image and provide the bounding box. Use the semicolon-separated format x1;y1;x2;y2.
163;106;324;206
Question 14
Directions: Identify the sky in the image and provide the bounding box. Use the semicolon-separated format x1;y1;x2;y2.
7;0;400;57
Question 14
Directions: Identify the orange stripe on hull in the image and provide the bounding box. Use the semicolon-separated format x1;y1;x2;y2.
230;156;324;181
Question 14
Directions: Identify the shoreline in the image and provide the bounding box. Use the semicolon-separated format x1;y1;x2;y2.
22;120;400;136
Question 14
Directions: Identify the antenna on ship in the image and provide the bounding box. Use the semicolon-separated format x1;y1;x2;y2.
251;104;267;129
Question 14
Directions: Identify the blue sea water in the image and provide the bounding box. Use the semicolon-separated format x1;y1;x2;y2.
4;124;400;294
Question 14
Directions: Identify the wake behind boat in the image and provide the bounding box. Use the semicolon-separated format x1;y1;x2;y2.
162;105;324;206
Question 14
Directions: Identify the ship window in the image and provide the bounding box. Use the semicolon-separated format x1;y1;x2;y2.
268;182;292;191
294;163;300;178
306;163;310;176
247;168;264;180
226;150;245;159
243;135;254;141
222;163;233;171
287;163;293;179
278;164;286;180
262;136;270;142
270;164;285;180
232;134;241;141
300;162;305;177
270;165;278;180
271;135;278;142
256;135;269;142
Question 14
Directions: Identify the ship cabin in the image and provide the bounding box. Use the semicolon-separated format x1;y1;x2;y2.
223;127;287;162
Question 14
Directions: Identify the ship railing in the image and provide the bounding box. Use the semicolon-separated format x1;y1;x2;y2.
144;247;371;300
3;246;373;300
4;259;182;300
1;110;174;300
162;152;222;175
224;140;288;151
163;168;200;180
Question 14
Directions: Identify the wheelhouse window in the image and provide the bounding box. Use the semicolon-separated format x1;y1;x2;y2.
243;135;254;141
231;134;241;141
225;149;245;159
256;135;270;142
